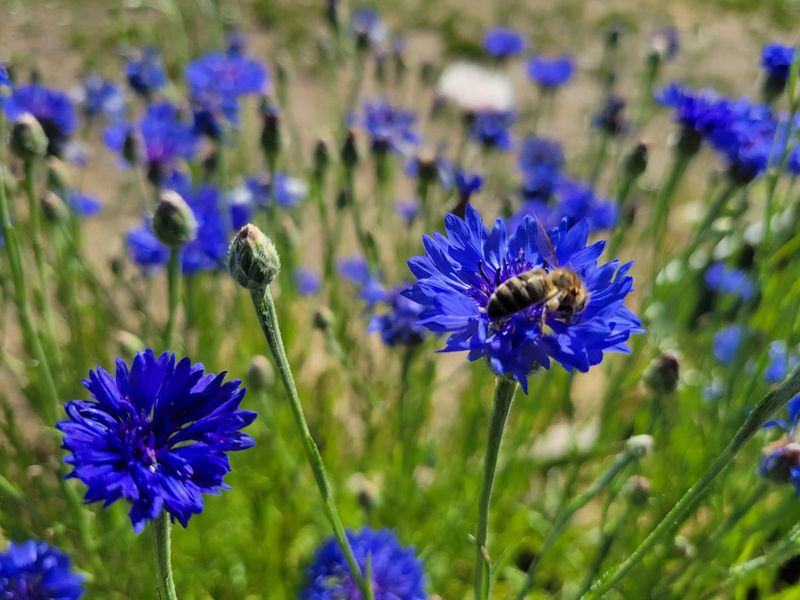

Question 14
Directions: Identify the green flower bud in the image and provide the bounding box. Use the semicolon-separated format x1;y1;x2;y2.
622;475;651;506
340;130;359;169
260;99;281;162
114;330;146;358
228;224;280;290
152;190;198;248
313;139;329;181
40;191;69;224
625;434;654;459
246;355;274;392
643;352;680;395
313;306;336;331
46;157;71;195
623;142;648;180
10;113;48;160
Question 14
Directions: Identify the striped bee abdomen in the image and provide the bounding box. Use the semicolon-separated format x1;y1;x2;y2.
486;269;552;319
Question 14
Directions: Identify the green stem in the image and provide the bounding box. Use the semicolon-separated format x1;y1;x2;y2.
250;286;372;599
588;133;609;187
164;248;182;349
680;180;738;262
515;444;641;599
581;365;800;599
151;512;178;600
651;152;691;263
473;376;518;600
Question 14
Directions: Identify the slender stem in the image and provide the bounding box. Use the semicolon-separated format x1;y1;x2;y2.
151;512;178;600
581;365;800;599
650;151;691;263
164;248;181;349
250;286;372;599
397;345;417;475
679;180;738;262
588;133;609;187
515;445;640;599
474;376;518;600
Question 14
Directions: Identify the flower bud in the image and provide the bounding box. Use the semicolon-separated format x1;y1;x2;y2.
122;130;142;165
313;306;336;331
10;113;48;160
246;355;274;392
336;189;349;211
643;352;680;395
759;440;800;484
46;157;71;195
674;124;702;159
259;100;281;163
625;434;654;459
114;330;146;358
313;139;329;181
347;473;380;513
623;142;648;180
153;190;197;248
40;191;69;224
622;475;651;506
340;130;359;169
228;224;280;290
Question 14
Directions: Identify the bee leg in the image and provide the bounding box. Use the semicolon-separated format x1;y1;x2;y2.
542;296;560;331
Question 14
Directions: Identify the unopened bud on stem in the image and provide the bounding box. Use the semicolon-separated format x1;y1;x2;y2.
228;224;280;290
153;190;197;247
10;113;48;160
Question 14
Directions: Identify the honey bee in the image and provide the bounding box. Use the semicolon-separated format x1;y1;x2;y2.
484;216;589;324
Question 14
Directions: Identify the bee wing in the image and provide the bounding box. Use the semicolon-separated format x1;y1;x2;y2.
531;211;559;269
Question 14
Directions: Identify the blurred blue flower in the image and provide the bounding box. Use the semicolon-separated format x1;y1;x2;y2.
455;170;483;201
351;8;386;48
406;206;641;391
127;173;228;275
57;349;255;533
395;199;420;225
76;75;125;121
405;150;454;190
0;64;10;89
655;83;725;137
356;98;419;154
67;191;102;217
650;27;680;61
512;179;616;233
518;136;565;201
295;268;322;296
104;102;197;180
192;105;223;140
765;341;799;384
591;95;628;136
185;51;268;123
469;110;515;151
526;56;575;89
126;48;167;98
369;290;427;347
5;84;77;157
302;527;426;599
713;324;744;365
339;256;387;308
761;44;794;88
483;27;527;59
704;263;756;301
0;540;84;599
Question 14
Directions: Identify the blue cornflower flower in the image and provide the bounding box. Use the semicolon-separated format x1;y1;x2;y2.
455;170;483;201
713;324;745;365
656;83;725;136
5;84;77;157
185;51;268;123
302;527;426;599
555;179;617;230
192;105;223;140
405;149;455;190
526;56;575;90
127;172;228;275
352;8;386;49
469;110;515;151
295;268;322;296
765;341;799;384
761;44;794;90
126;48;167;98
57;349;255;533
759;393;800;489
483;27;527;59
395;199;420;225
67;191;102;217
356;99;419;154
339;257;387;309
104;102;197;182
369;287;427;347
704;263;756;301
0;64;10;89
405;206;641;391
518;136;565;201
77;75;125;121
592;95;628;136
0;540;84;599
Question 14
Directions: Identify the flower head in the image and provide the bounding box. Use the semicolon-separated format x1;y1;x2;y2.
0;540;84;599
126;48;167;98
5;84;77;157
518;136;565;201
455;170;483;201
650;27;680;61
75;75;125;121
713;324;745;365
483;27;527;59
57;349;255;533
526;56;575;89
368;287;427;347
592;95;628;136
302;527;426;600
761;44;794;90
185;51;268;123
406;205;641;391
704;263;756;301
469;110;515;151
357;98;419;154
339;256;387;309
295;267;322;296
351;8;387;49
437;62;514;113
395;199;420;225
765;341;799;384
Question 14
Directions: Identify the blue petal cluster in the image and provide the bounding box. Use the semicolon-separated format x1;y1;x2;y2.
591;95;627;136
526;56;575;89
302;528;426;600
704;263;756;301
0;540;84;599
79;75;125;121
395;199;420;225
357;99;419;154
126;48;167;98
765;341;799;384
185;50;268;123
295;267;322;296
57;349;255;533
483;27;527;58
713;324;745;365
127;172;228;275
5;84;77;157
351;8;386;48
518;136;565;201
405;206;641;390
761;44;795;86
469;110;515;151
455;170;483;201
